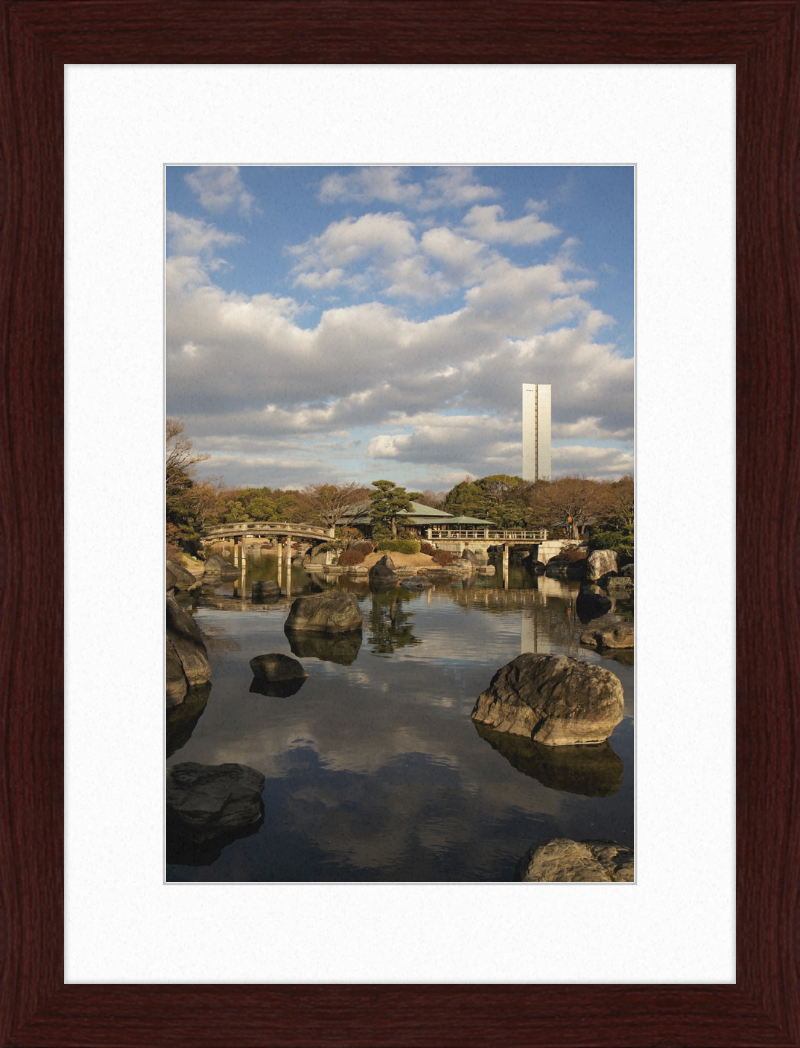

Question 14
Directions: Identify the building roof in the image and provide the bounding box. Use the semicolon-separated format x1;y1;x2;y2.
439;515;497;525
337;499;454;525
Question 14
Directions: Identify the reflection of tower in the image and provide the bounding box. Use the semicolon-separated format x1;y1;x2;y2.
522;383;551;481
521;607;550;654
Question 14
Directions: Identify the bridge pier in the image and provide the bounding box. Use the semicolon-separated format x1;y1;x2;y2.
502;544;509;590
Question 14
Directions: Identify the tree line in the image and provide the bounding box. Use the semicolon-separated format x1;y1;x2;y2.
167;419;633;557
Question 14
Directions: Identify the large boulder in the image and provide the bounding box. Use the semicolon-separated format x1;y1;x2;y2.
167;557;201;591
167;597;211;686
249;653;308;681
369;554;399;585
581;623;634;649
203;553;240;579
621;562;634;579
515;838;634;882
166;565;178;592
166;762;265;842
166;597;211;706
284;592;363;633
471;652;624;746
586;549;618;581
576;584;613;622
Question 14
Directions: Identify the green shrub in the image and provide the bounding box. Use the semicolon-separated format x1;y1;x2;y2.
432;549;454;565
339;548;366;567
588;530;634;563
376;538;420;555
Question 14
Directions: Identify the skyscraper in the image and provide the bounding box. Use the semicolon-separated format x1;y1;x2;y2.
522;384;551;481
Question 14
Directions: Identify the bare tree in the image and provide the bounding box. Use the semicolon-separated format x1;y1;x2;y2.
166;418;210;511
597;474;634;530
526;475;605;540
294;482;371;530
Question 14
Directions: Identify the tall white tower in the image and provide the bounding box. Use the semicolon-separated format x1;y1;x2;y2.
522;384;551;481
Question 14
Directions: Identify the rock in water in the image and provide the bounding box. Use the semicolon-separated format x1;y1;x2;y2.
580;623;634;649
167;557;201;591
461;548;480;566
401;576;433;590
586;549;618;581
166;762;265;842
471;652;624;745
368;554;399;587
249;653;308;680
166;597;211;687
284;592;363;633
515;838;634;882
576;584;613;622
203;553;240;578
252;579;280;597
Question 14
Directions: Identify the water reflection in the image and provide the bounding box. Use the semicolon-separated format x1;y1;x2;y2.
249;676;308;698
473;721;623;797
367;593;421;655
166;682;211;758
166;806;265;866
285;629;363;665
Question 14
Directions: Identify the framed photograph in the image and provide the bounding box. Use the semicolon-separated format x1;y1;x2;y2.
2;2;797;1045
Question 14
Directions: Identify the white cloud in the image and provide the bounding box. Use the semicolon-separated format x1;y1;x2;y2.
318;166;500;211
184;166;257;217
166;211;243;258
461;204;560;246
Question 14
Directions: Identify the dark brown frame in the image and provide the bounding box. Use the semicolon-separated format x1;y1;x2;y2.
1;2;797;1045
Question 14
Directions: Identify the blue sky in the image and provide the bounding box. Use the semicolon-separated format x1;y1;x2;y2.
166;165;633;492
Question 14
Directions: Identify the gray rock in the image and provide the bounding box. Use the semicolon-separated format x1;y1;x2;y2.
166;762;265;842
167;558;201;591
515;838;634;882
166;597;211;704
606;575;633;592
166;565;178;592
249;653;308;680
284;592;363;633
580;623;634;649
545;560;586;580
401;576;433;590
251;579;280;596
461;548;480;566
203;553;240;578
166;639;188;707
369;554;398;582
622;562;634;579
471;652;624;745
586;549;618;581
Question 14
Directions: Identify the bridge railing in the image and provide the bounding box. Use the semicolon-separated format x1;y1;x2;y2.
202;521;334;539
428;528;548;541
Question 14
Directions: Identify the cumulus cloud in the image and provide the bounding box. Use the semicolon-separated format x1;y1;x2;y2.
460;204;560;245
167;187;633;487
318;166;500;211
184;165;257;217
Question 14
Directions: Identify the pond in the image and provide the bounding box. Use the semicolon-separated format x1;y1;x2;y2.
166;553;633;882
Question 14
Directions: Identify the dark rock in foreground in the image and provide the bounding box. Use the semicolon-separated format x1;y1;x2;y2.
249;652;308;680
471;653;624;745
576;584;613;622
166;682;211;758
473;721;623;797
515;838;634;882
284;592;363;633
166;762;265;842
580;623;634;649
286;629;362;666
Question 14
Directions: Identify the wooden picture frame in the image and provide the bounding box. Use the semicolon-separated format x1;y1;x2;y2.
1;2;797;1044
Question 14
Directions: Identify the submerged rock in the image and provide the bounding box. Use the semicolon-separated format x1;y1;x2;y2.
249;653;308;681
284;592;363;633
249;676;307;698
471;652;624;745
166;761;265;842
580;623;634;649
515;838;634;882
585;549;618;581
473;721;623;797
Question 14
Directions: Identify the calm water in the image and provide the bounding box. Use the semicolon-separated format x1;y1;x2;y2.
166;554;634;881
